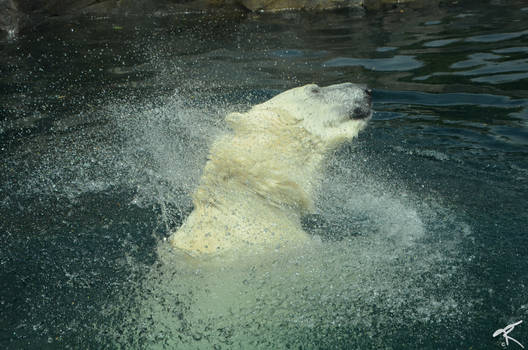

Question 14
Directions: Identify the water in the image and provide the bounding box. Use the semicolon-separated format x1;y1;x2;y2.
1;2;527;349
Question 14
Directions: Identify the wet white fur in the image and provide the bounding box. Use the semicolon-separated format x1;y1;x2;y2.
169;83;370;256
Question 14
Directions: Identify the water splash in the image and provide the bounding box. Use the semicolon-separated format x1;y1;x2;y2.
101;91;470;348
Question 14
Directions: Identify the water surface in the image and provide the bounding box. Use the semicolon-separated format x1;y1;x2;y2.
1;1;527;349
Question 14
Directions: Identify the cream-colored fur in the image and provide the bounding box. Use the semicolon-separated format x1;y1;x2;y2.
169;83;371;256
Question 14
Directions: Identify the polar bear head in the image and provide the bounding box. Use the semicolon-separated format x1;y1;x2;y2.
212;82;371;213
226;83;372;147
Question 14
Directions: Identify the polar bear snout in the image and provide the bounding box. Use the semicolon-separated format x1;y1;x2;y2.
350;88;372;120
321;83;372;120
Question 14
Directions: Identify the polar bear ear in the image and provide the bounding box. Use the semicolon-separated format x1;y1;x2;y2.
226;109;293;131
225;112;247;129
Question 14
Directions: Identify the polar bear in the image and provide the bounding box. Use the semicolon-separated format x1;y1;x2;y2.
169;83;371;257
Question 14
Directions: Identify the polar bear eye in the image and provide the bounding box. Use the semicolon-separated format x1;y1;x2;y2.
310;87;321;94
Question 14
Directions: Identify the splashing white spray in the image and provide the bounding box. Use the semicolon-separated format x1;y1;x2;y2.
105;89;469;349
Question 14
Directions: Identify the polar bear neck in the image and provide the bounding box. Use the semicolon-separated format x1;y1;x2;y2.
169;122;336;255
194;126;327;213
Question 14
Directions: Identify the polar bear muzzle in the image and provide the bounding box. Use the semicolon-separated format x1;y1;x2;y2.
319;82;372;120
350;88;372;120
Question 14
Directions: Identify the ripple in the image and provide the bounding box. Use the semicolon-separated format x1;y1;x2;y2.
376;46;397;52
424;20;442;26
465;29;528;43
450;53;503;69
427;52;528;84
271;49;305;58
423;38;460;48
455;58;528;76
471;72;528;84
422;29;528;49
492;47;528;54
374;90;528;108
323;55;423;71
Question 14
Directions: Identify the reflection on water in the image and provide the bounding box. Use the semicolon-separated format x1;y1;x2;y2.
323;55;424;71
1;1;527;349
421;51;528;85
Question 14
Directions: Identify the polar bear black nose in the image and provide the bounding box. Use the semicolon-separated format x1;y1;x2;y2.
352;107;370;120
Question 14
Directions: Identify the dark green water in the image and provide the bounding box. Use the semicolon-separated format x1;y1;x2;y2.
1;1;527;349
